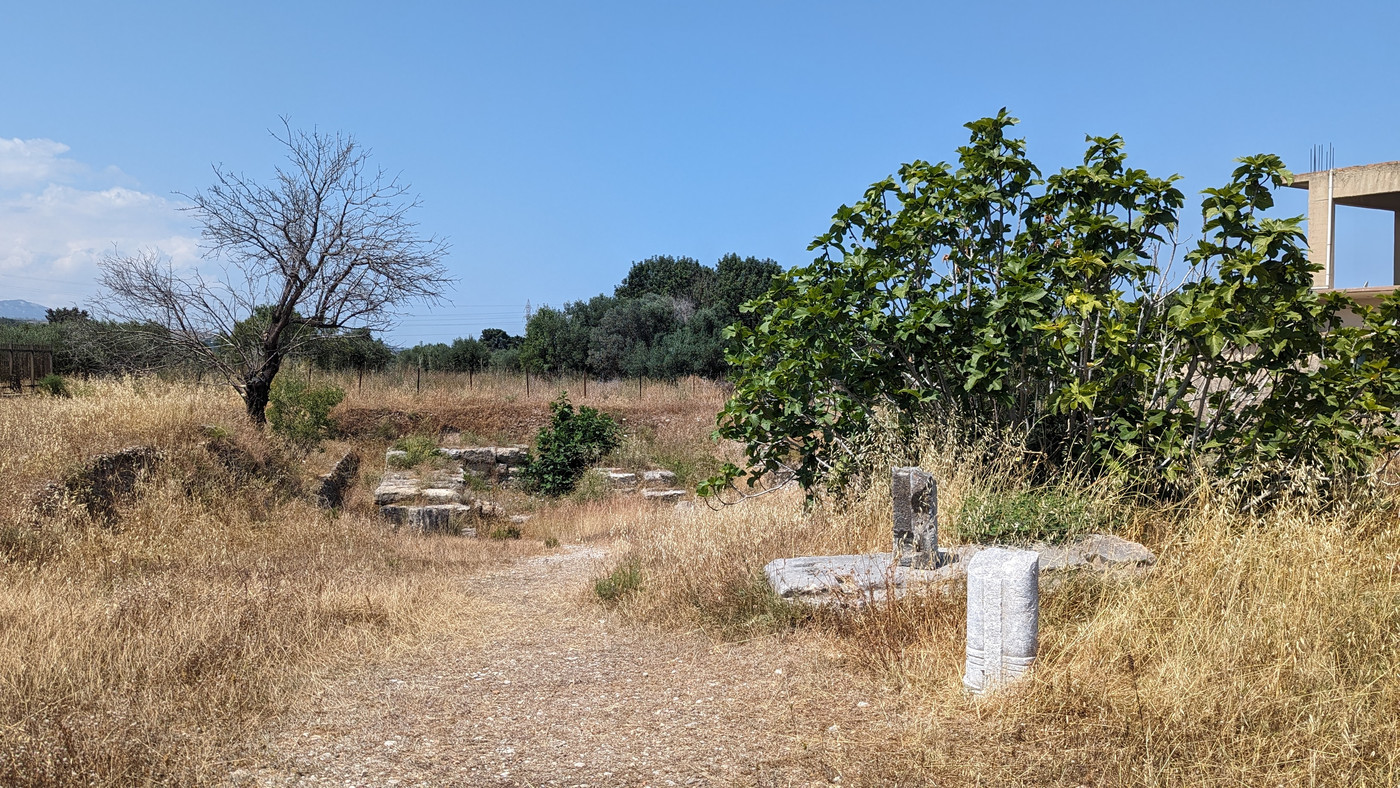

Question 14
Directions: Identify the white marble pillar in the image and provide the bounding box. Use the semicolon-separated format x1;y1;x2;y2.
964;547;1039;694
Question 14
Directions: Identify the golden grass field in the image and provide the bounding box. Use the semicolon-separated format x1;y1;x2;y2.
0;372;1396;785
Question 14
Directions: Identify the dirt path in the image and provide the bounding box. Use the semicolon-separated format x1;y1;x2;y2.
238;544;910;787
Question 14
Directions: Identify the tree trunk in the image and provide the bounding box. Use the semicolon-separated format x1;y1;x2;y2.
242;355;283;425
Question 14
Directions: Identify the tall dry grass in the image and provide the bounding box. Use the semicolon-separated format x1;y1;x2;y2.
0;379;540;786
600;436;1400;785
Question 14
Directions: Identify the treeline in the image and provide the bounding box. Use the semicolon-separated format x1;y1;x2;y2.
526;254;782;379
0;308;400;377
12;253;781;381
398;254;781;379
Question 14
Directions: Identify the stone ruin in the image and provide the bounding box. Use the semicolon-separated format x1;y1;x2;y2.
372;444;693;535
373;446;525;536
963;547;1039;694
591;467;688;502
763;466;1157;694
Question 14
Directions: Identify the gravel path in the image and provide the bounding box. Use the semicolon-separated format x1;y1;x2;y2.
237;544;903;787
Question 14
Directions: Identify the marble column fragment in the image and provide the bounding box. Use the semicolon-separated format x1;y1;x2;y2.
964;547;1039;694
892;466;938;567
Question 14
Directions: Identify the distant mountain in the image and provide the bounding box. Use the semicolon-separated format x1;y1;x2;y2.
0;300;49;322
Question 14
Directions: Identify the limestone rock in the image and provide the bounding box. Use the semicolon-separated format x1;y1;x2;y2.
384;449;409;465
380;503;478;535
444;447;495;465
1036;533;1156;575
764;547;978;605
373;471;419;505
642;489;686;502
641;469;677;488
313;450;360;509
418;488;462;504
764;534;1154;606
606;471;637;488
494;446;529;466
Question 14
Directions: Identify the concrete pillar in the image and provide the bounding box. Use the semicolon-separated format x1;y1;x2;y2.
964;547;1039;694
1392;211;1400;286
892;466;938;567
1306;179;1335;289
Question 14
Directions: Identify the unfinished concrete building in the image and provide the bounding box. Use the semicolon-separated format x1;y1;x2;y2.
1288;160;1400;311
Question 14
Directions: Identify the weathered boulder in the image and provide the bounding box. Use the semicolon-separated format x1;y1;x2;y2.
606;471;637;488
313;451;361;509
494;446;529;466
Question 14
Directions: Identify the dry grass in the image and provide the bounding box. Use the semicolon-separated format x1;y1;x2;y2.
324;369;727;447
601;440;1400;785
0;379;544;786
7;375;1398;785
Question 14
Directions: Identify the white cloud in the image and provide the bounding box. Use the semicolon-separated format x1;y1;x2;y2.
0;141;200;309
0;138;87;186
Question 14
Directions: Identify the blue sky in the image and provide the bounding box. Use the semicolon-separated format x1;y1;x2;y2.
3;1;1399;344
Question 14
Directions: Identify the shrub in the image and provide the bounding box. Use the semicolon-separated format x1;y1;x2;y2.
711;111;1400;501
389;434;441;469
522;394;622;496
955;488;1109;544
36;374;69;398
594;560;642;605
488;523;522;540
266;377;344;444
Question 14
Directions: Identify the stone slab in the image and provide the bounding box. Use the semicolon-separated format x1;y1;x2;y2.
380;503;478;535
442;447;495;464
373;472;420;505
642;469;678;488
641;489;686;502
764;534;1154;606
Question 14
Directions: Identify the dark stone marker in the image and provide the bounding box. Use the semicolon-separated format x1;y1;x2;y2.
892;466;938;568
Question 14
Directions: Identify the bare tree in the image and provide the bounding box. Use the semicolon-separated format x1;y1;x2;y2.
100;122;450;423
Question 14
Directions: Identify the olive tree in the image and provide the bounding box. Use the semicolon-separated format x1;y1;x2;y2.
100;122;450;422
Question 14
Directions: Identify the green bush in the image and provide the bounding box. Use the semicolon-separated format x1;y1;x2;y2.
522;394;622;496
955;488;1109;544
36;374;70;398
594;560;642;605
711;110;1400;501
389;434;441;468
266;377;344;444
488;523;523;540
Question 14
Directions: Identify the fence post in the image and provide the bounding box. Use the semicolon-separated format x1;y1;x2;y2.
469;367;473;390
525;370;531;398
358;365;364;392
416;359;422;393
